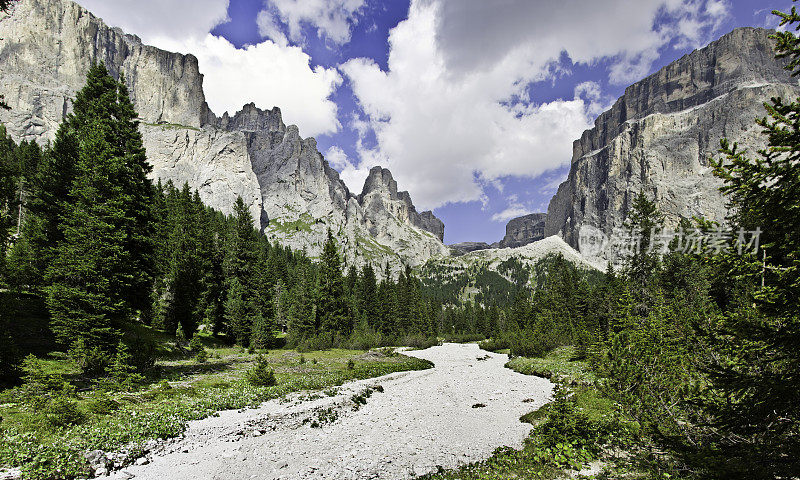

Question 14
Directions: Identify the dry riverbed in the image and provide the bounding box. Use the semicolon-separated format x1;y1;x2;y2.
109;343;553;480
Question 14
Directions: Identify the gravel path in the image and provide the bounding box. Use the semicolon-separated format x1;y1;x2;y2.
110;343;553;480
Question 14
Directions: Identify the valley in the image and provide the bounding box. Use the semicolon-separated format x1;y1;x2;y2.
1;1;799;479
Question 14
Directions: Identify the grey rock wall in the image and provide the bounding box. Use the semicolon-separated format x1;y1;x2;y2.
544;27;800;260
0;0;448;271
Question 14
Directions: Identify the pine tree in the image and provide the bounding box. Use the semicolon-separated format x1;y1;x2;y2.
45;63;154;352
360;264;379;329
316;229;348;334
288;263;315;340
0;126;18;284
222;196;260;344
697;10;800;476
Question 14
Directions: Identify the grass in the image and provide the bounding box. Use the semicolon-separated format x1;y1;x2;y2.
0;329;433;480
141;122;201;132
505;346;598;386
266;213;315;235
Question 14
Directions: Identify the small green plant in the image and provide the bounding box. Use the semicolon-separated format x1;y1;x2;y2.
346;359;355;370
312;358;318;364
42;394;85;427
85;394;120;415
20;355;68;399
189;335;204;354
68;339;110;377
99;342;144;391
129;336;157;373
194;349;208;363
299;355;306;364
246;356;276;387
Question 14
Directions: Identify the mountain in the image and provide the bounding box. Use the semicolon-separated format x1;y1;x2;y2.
0;0;449;271
420;236;599;305
495;213;547;248
448;213;548;255
544;27;800;261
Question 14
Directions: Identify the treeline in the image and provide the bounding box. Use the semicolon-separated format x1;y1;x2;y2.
0;63;447;384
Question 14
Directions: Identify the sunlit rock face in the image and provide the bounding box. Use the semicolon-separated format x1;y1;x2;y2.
0;0;449;272
544;27;800;262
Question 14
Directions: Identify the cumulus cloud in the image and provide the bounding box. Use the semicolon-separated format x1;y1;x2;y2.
325;146;370;194
77;0;230;44
492;206;532;223
491;194;534;222
75;0;342;137
435;0;730;85
258;0;366;45
342;0;731;210
179;35;342;135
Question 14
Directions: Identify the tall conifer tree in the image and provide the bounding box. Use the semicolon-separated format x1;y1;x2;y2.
46;63;154;351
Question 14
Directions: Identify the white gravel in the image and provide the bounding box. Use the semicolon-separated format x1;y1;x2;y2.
110;343;553;480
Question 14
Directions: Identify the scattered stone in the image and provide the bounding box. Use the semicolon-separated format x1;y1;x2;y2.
0;467;22;480
472;403;486;408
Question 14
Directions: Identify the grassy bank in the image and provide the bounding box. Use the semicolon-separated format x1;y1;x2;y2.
0;337;432;480
418;347;639;480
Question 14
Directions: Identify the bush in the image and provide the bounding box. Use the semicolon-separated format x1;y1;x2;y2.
42;394;85;427
479;336;509;352
85;394;121;415
194;349;208;363
397;334;439;350
246;356;276;387
190;335;207;363
189;335;204;354
128;336;157;373
346;359;355;370
509;333;551;358
69;339;110;377
20;355;68;398
99;342;144;391
443;332;486;343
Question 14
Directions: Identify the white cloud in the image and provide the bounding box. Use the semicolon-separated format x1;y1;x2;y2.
258;0;366;45
77;0;230;43
325;146;370;193
492;205;532;223
178;35;342;136
342;0;731;209
256;9;289;47
75;1;342;137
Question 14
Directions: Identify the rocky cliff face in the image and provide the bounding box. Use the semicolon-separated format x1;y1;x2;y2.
544;27;800;261
0;0;448;270
496;213;547;249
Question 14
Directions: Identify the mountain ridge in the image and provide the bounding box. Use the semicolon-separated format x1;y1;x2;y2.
0;0;449;271
543;26;800;260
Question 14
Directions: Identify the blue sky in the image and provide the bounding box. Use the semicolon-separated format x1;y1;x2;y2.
79;0;792;244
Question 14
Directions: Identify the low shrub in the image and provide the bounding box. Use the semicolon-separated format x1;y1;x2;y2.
98;342;144;391
68;339;109;377
246;356;276;387
42;395;85;427
20;355;68;400
397;334;439;350
194;349;208;363
85;394;121;415
443;333;486;343
128;336;157;373
189;335;204;354
478;336;510;352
